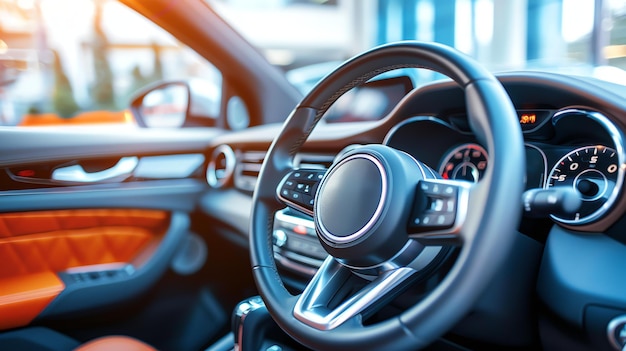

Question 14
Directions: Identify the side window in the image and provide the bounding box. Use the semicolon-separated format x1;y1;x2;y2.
0;0;222;127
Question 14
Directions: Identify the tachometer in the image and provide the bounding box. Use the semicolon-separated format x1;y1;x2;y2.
439;144;488;182
547;145;619;224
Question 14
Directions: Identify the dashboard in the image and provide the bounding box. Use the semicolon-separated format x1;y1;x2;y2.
204;72;626;237
201;71;626;350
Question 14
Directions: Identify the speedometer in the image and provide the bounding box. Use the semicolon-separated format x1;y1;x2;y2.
439;143;488;182
547;145;619;224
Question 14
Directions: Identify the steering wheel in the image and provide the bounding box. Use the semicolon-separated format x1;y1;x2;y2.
250;41;524;350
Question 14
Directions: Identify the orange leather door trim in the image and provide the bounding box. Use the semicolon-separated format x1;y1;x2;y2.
0;209;169;330
0;209;169;239
0;272;64;330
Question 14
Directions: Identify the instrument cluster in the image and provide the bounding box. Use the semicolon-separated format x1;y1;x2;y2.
384;109;625;226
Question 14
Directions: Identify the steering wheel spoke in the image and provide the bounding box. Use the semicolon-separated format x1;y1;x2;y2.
276;168;326;215
294;256;419;331
408;179;473;246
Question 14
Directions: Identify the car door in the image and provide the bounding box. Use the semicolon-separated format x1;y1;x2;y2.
0;0;299;348
0;127;215;326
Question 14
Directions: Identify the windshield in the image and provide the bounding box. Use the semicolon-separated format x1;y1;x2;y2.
209;0;626;87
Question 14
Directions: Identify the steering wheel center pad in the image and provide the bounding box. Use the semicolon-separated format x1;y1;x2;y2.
316;145;431;268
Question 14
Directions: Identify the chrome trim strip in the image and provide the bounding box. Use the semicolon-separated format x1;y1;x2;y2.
315;154;388;244
293;256;417;330
548;109;626;225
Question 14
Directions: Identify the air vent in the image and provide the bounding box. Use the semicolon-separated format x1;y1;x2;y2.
234;151;336;193
207;145;236;188
294;153;335;169
234;151;266;192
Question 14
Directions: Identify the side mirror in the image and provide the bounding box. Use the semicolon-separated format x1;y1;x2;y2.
130;79;221;128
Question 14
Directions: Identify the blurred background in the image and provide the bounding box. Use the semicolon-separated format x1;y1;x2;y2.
0;0;625;125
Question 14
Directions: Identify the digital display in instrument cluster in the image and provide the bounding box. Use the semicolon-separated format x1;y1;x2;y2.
516;110;551;131
519;113;537;125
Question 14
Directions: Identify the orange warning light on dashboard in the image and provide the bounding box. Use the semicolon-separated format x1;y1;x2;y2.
519;113;537;124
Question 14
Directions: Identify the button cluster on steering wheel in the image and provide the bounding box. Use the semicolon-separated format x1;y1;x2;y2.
278;169;325;213
409;180;458;232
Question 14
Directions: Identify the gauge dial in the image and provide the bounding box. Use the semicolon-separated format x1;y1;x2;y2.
439;144;488;182
547;145;619;224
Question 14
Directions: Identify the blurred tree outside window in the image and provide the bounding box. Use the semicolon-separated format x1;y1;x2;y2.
0;0;222;126
50;49;79;118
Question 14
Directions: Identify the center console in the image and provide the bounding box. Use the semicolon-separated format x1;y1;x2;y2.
206;210;324;351
272;209;326;278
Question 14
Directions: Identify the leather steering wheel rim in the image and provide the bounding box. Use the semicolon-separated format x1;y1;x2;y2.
250;41;525;350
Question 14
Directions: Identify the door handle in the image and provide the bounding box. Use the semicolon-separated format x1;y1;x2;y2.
52;157;139;183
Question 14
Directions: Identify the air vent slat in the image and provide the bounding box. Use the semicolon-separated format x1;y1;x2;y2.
234;151;265;192
234;151;335;193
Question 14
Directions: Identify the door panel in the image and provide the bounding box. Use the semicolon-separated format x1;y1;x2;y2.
0;209;171;330
0;121;213;334
37;212;189;318
0;209;169;277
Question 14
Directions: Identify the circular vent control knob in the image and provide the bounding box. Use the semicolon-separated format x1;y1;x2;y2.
207;144;236;188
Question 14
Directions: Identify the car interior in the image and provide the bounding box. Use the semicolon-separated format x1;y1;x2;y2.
1;0;626;350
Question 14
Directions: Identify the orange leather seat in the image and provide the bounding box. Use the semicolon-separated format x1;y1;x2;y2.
75;336;156;351
0;327;156;351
